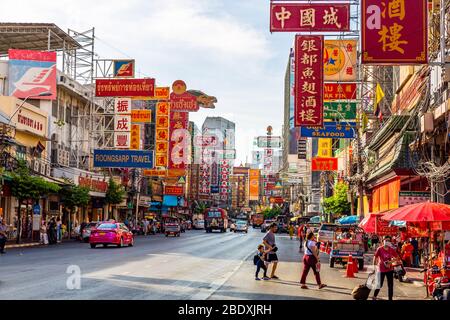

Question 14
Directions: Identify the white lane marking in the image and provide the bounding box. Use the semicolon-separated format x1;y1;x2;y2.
191;250;254;300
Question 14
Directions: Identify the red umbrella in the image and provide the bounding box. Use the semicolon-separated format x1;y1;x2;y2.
359;213;398;235
381;202;450;223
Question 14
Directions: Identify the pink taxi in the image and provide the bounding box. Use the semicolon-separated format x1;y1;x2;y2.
89;222;134;248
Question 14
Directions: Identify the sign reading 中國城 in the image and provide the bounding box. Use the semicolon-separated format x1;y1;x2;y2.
270;3;350;32
96;79;155;97
93;150;154;168
324;101;357;120
113;60;135;78
311;157;338;171
8;49;57;100
361;0;428;64
324;39;357;82
324;83;357;100
300;121;356;139
295;35;324;127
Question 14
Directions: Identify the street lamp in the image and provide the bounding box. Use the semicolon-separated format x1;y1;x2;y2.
8;91;53;126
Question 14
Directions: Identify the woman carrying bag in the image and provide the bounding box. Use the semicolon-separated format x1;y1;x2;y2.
300;232;327;289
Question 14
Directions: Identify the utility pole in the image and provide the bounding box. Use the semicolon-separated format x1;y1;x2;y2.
356;123;365;220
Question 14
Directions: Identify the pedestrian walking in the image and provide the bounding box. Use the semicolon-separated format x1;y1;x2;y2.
0;219;8;254
47;218;57;245
262;223;279;279
40;221;48;245
56;216;62;243
289;224;294;240
143;218;149;236
300;232;326;289
372;236;400;300
254;244;269;281
411;238;419;267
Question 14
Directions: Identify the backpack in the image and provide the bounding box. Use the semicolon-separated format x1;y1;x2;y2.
352;284;371;300
253;254;260;265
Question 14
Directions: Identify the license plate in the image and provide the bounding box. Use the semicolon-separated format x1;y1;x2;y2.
99;232;105;236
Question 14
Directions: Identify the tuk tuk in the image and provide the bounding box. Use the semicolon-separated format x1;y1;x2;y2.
164;217;181;237
328;225;366;270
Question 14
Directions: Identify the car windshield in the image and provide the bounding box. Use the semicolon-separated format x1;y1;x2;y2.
320;225;336;231
237;221;246;225
97;223;117;230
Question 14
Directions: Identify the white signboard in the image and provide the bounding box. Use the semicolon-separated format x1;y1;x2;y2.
114;98;132;114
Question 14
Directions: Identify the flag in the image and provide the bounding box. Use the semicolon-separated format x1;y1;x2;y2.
361;112;369;132
374;83;385;120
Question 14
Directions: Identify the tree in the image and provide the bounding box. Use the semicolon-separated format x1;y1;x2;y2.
59;184;90;232
105;178;125;220
322;182;351;219
9;161;61;244
194;202;207;215
262;206;282;220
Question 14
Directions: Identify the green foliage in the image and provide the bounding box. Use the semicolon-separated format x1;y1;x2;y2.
194;202;207;214
322;182;351;216
262;206;282;220
105;178;125;205
10;161;61;201
60;185;90;212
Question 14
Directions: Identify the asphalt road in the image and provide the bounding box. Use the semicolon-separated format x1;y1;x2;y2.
0;228;425;300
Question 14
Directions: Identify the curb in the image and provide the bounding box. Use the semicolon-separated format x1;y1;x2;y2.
5;242;42;249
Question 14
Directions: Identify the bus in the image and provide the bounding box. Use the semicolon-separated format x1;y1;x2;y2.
204;208;228;233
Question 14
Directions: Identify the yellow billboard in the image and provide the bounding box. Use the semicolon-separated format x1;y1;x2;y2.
249;169;260;201
324;39;357;82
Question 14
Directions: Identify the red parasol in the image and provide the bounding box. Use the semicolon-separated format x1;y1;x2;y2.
381;202;450;223
359;213;398;235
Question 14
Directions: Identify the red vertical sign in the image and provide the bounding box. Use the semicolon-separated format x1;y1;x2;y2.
295;35;324;127
169;111;189;169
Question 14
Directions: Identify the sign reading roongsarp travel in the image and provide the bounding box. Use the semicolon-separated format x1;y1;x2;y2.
94;150;154;168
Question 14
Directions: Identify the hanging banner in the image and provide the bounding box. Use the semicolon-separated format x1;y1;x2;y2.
270;3;350;32
155;102;170;168
113;60;135;78
95;79;155;97
249;169;260;201
324;83;357;100
130;124;140;150
114;132;131;149
143;169;166;177
311;157;338;171
324;101;357;120
317;139;332;158
131;110;152;123
361;0;428;64
93;150;153;168
300;121;356;138
8;49;57;100
170;80;199;112
164;186;184;196
324;39;357;82
295;35;324;127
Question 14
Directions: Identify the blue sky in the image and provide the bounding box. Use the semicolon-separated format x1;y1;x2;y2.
0;0;295;164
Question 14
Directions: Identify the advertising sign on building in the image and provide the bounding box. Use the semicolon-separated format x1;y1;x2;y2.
169;111;189;170
324;39;357;82
113;60;135;78
114;132;131;149
324;83;357;100
95;79;155;97
249;169;260;201
130;124;141;150
300;121;356;139
362;0;428;64
399;191;431;207
114;98;132;114
295;35;324;127
257;136;282;148
155;102;170;168
170;80;199;112
93;150;154;168
270;3;350;32
297;138;307;160
311;157;338;171
164;185;184;196
131;110;152;123
324;101;357;120
143;169;166;177
8;49;57;100
317;139;332;158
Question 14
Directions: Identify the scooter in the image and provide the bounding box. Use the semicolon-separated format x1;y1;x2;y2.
422;266;450;300
391;259;407;282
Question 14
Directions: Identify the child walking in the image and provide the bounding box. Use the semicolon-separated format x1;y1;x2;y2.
255;244;270;281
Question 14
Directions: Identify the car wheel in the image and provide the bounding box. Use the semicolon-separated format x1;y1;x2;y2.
118;238;123;248
103;244;107;248
329;257;335;268
129;238;134;247
90;244;96;249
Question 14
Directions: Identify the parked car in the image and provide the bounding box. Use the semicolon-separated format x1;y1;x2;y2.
261;219;275;233
165;222;181;237
89;222;134;248
193;220;205;230
81;222;99;242
234;220;248;233
317;223;337;243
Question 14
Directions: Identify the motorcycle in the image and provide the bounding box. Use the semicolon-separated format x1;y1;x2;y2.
391;259;406;282
421;265;450;300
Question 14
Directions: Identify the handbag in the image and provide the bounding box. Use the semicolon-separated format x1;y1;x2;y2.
253;254;260;265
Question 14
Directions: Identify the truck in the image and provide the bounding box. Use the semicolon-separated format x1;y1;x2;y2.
204;208;228;233
251;213;264;228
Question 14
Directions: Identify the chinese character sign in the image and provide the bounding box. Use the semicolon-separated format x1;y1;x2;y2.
155;102;171;168
295;35;324;127
317;139;332;158
130;124;140;150
114;98;132;114
324;40;357;82
311;157;338;171
362;0;428;64
270;4;350;32
169;111;189;170
324;83;357;100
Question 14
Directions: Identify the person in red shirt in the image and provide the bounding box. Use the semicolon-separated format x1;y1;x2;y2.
401;239;414;267
372;235;400;300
